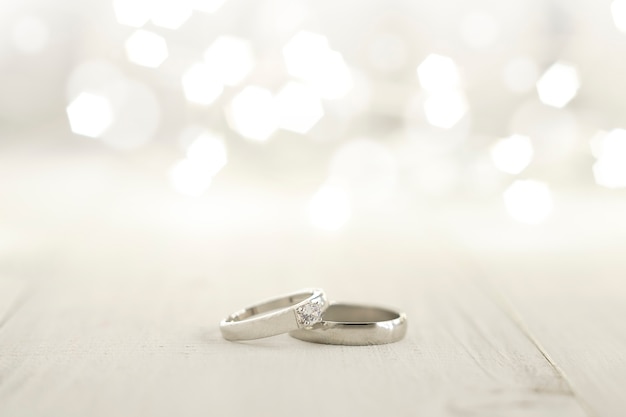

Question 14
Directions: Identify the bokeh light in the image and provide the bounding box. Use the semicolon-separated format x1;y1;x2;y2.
503;179;553;224
589;130;608;159
536;62;580;108
6;1;626;412
611;0;626;32
65;61;161;150
490;134;534;175
592;129;626;188
186;132;228;177
416;54;467;129
227;86;278;141
316;51;354;100
112;0;152;27
193;0;227;13
5;0;626;243
113;0;194;29
417;54;461;93
168;131;227;196
124;30;169;68
283;31;329;76
309;185;351;231
151;0;193;29
181;63;224;105
66;92;113;138
423;90;468;129
275;81;324;134
283;31;353;99
204;36;255;86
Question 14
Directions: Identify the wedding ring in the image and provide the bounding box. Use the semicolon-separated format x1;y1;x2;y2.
220;288;328;341
289;303;407;345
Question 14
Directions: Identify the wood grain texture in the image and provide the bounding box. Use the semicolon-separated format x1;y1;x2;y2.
0;225;589;417
0;154;610;417
473;250;626;417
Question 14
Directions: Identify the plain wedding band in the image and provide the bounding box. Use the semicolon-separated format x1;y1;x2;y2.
289;303;407;345
220;288;328;341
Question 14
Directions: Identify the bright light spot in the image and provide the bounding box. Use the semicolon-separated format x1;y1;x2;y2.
181;63;223;105
423;90;468;129
66;92;113;138
503;180;553;225
611;0;626;32
503;57;539;93
283;31;353;99
592;128;626;188
65;66;159;150
124;30;168;68
100;80;160;150
169;159;212;197
589;130;608;159
318;51;353;99
596;129;626;159
168;131;226;196
227;86;277;141
594;160;626;189
536;62;580;108
329;138;397;204
309;185;351;231
275;82;324;134
414;55;468;130
367;33;408;73
113;0;192;29
112;0;152;27
490;134;534;175
204;36;254;86
193;0;226;13
12;16;49;54
403;92;471;153
417;54;460;93
459;12;499;49
151;0;193;29
283;31;329;79
186;133;227;176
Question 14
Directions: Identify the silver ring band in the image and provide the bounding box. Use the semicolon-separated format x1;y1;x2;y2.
220;288;328;341
289;303;407;345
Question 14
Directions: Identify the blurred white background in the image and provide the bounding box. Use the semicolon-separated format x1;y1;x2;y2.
1;0;626;266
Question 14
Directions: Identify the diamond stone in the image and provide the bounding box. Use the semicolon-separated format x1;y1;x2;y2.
295;297;324;327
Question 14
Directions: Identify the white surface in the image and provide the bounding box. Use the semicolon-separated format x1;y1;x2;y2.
0;152;624;417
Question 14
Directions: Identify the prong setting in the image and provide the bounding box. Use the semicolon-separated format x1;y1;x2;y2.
295;296;325;327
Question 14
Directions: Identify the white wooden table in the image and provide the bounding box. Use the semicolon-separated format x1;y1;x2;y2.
1;151;624;417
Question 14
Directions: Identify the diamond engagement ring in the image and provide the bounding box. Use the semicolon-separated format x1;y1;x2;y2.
289;303;407;345
220;288;328;341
